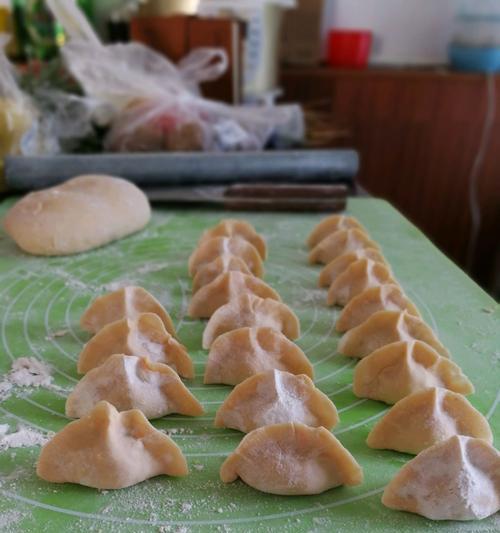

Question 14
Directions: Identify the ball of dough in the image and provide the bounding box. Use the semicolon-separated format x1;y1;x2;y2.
3;175;151;256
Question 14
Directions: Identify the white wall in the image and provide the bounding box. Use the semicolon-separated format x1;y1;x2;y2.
322;0;458;65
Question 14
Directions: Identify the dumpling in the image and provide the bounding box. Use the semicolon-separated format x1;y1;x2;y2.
80;285;175;336
353;341;474;404
202;293;300;349
67;355;204;419
327;259;396;307
309;229;379;265
192;255;253;293
220;422;363;495
37;401;188;489
382;435;500;520
318;248;387;288
188;236;263;277
214;369;338;432
307;215;365;249
337;310;450;359
204;327;313;385
336;285;420;332
77;312;194;378
199;219;267;260
188;272;281;319
367;388;493;455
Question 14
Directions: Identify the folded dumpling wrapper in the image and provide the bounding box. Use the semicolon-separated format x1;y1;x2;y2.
188;236;263;277
382;435;500;520
192;255;253;293
353;341;474;404
202;293;300;349
327;258;396;306
77;312;194;378
318;248;387;288
3;175;151;256
198;219;267;259
367;387;492;455
220;422;363;495
338;310;450;359
336;284;420;332
307;215;365;249
214;369;337;432
67;355;204;419
204;327;313;385
80;286;175;336
37;401;188;489
309;229;379;265
188;272;281;319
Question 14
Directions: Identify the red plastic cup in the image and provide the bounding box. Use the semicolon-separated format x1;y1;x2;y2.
327;30;373;69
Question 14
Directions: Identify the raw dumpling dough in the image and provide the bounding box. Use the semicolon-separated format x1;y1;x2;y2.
307;215;365;249
3;175;151;256
188;236;263;277
204;327;313;385
318;248;387;288
188;272;280;319
309;229;379;265
382;435;500;520
202;293;300;349
67;355;204;419
220;422;363;495
338;310;450;359
37;401;188;489
336;285;420;332
192;255;252;293
214;369;338;432
367;387;493;455
327;258;396;306
198;219;267;259
80;285;175;336
77;312;194;378
353;341;474;404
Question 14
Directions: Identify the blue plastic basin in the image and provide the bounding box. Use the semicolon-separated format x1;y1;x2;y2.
449;43;500;72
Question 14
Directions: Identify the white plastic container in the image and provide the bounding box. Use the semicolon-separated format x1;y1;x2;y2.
453;0;500;47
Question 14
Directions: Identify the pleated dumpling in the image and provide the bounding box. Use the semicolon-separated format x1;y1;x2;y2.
327;259;396;306
336;285;420;332
37;401;188;489
77;312;194;378
367;388;493;455
67;355;204;419
220;422;363;495
204;327;313;385
80;286;175;336
353;341;474;404
318;248;387;288
309;229;379;265
202;293;300;349
192;255;252;293
188;272;280;319
188;236;263;277
307;215;365;249
382;435;500;520
214;370;338;432
199;219;267;259
338;310;450;359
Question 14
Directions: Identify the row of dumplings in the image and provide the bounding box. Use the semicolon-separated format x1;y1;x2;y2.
308;214;499;521
37;286;208;488
187;219;364;495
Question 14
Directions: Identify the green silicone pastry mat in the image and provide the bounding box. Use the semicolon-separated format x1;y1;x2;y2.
0;197;498;533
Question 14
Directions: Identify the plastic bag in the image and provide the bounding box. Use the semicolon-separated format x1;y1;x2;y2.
47;0;303;152
0;34;36;157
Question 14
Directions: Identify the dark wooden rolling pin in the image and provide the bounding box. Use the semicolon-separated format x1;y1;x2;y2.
145;183;348;212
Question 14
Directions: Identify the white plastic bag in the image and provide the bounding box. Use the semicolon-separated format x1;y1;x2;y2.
47;0;303;152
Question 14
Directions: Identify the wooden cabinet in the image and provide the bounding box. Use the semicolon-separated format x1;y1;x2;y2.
282;67;500;292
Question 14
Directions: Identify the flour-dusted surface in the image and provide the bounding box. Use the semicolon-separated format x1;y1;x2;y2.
0;198;498;532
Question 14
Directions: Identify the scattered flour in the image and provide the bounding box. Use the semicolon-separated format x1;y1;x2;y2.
0;424;52;451
0;357;54;402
